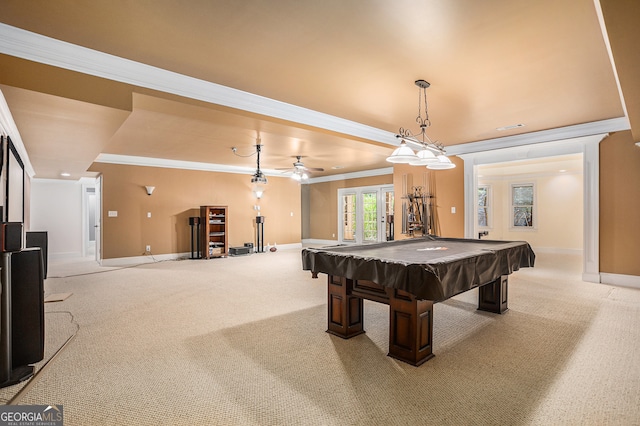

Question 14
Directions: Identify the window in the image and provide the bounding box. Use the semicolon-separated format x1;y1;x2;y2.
511;183;535;228
477;185;490;228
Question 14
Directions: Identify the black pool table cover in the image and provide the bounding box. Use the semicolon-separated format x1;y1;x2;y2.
302;236;535;301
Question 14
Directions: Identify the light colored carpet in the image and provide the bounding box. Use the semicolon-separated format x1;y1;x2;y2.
44;293;73;303
0;310;78;404
5;250;640;425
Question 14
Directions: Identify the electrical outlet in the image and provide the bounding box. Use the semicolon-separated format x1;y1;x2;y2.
146;245;151;253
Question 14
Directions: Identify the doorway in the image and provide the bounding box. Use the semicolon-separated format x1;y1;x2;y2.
81;175;101;261
337;185;394;244
460;134;604;282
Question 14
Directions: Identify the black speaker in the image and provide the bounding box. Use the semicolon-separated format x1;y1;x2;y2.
26;231;48;279
9;248;45;366
0;222;22;252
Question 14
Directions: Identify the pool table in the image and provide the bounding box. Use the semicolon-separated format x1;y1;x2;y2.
302;236;535;366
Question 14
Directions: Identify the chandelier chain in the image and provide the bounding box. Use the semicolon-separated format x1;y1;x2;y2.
395;79;444;154
417;86;431;130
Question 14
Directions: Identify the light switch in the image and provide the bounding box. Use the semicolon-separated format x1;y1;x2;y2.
147;212;152;218
451;207;456;214
108;211;118;217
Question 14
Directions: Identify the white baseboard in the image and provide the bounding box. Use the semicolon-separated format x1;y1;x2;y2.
582;272;601;283
265;242;302;250
302;239;339;246
531;247;583;255
100;244;304;266
600;273;640;290
100;252;190;267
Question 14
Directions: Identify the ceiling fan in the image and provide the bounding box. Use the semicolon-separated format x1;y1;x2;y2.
277;156;324;181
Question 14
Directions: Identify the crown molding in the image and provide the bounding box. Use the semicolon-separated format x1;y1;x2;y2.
0;23;397;147
0;88;35;177
95;153;392;182
446;117;629;156
94;153;288;177
306;167;393;183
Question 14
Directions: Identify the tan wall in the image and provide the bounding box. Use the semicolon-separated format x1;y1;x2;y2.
392;157;465;239
91;163;301;259
307;174;393;240
600;130;640;275
306;159;464;241
87;132;640;278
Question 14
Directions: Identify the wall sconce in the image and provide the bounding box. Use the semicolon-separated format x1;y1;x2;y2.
145;186;155;196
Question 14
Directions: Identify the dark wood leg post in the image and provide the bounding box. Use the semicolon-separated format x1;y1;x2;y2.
387;288;434;366
478;275;508;314
326;275;365;338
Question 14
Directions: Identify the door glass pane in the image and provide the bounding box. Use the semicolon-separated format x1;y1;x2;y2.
385;191;394;241
478;186;488;227
363;192;378;242
342;194;356;241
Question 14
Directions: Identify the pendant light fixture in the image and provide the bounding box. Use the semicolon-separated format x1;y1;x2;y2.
232;137;268;198
387;80;455;170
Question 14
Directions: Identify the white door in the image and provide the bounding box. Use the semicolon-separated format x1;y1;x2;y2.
381;186;395;241
338;185;394;244
95;175;102;262
81;184;97;257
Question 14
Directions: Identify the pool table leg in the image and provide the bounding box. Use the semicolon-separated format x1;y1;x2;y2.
478;275;508;314
326;275;365;338
387;289;435;366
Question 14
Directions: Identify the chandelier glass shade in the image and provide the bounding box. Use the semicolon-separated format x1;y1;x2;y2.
291;170;309;181
426;155;456;170
387;80;455;169
409;148;438;165
385;140;417;163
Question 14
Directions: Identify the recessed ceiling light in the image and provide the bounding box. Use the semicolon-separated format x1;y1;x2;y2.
496;124;525;131
559;169;567;173
332;165;344;170
60;172;71;177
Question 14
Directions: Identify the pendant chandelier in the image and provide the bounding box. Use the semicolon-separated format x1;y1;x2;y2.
386;80;455;170
232;138;267;198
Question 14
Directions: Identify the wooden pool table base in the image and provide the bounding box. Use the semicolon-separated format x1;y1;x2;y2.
326;274;508;366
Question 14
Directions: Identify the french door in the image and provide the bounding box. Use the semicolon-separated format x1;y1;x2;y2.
338;185;394;244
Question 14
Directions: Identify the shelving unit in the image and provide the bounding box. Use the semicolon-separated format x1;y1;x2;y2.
200;205;228;258
402;186;437;237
